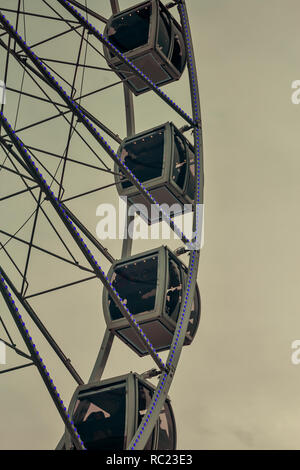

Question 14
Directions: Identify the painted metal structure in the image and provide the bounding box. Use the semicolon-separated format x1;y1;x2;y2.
0;0;203;450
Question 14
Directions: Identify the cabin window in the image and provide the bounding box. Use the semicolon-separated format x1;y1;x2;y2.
121;131;165;189
166;258;182;320
109;256;159;320
172;131;187;190
157;10;172;57
108;5;152;54
73;386;126;450
170;28;186;72
138;383;155;449
186;147;195;200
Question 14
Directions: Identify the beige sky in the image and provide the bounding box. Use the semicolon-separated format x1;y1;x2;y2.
0;0;300;450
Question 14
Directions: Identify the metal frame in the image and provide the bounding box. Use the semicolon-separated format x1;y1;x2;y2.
0;0;203;451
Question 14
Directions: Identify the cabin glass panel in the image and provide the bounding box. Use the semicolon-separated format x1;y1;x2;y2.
108;4;152;54
157;9;172;56
138;383;155;449
73;386;126;450
121;131;165;190
157;402;175;450
109;255;159;320
186;147;196;200
172;130;187;190
166;258;182;321
171;26;186;73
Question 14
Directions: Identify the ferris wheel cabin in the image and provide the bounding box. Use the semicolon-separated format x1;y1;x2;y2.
103;0;187;95
115;122;201;224
65;372;176;450
102;246;200;356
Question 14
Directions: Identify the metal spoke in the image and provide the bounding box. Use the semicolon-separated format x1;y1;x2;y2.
5;85;68;107
0;8;80;23
0;362;34;375
65;0;107;23
16;25;82;54
25;275;97;300
0;185;39;202
61;181;118;203
24;144;122;176
0;40;121;159
0;163;35;181
58;26;86;199
0;150;79;266
0;338;32;360
0;315;15;346
0;240;27;284
0;229;93;273
37;57;115;72
0;139;113;268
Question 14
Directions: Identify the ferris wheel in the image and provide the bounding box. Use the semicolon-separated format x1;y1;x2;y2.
0;0;203;450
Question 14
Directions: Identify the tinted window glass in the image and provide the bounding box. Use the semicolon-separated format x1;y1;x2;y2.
138;383;155;449
157;401;175;450
172;131;187;190
121;131;164;189
166;258;182;320
108;5;151;53
186;147;195;200
109;256;158;320
171;28;186;72
157;10;172;57
73;386;126;450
